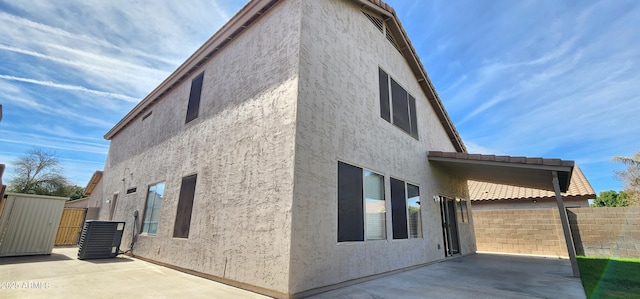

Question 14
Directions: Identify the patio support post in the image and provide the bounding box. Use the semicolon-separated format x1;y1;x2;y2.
552;170;580;278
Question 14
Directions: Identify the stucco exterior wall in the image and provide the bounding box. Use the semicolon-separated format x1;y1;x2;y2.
289;0;473;294
87;179;103;209
472;198;589;210
101;0;301;295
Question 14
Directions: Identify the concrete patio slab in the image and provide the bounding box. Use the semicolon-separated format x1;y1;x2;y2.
0;247;268;299
1;248;585;299
308;253;586;299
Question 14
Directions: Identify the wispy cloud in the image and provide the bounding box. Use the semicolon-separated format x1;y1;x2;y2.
398;0;640;192
0;0;241;186
0;74;138;102
0;11;180;66
0;130;108;155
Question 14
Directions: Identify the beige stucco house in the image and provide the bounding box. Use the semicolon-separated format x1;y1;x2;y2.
98;0;583;297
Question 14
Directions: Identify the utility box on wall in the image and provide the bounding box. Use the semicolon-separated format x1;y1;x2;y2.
0;193;67;257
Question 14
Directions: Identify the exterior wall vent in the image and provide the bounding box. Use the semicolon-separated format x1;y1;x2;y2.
363;11;383;33
362;11;402;55
77;221;125;260
385;30;402;53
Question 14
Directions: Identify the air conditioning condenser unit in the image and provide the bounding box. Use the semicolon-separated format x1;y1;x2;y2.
77;220;125;260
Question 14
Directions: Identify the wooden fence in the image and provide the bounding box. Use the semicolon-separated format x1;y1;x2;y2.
55;208;87;246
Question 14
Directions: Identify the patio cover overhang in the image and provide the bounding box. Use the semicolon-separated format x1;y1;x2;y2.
428;151;580;277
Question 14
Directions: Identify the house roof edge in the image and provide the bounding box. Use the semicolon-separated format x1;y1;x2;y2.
104;0;281;140
105;0;467;153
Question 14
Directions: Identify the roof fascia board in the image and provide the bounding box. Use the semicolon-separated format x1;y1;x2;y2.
83;170;103;196
428;156;574;173
104;0;280;140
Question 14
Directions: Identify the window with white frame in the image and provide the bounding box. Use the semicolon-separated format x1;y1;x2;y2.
379;68;418;139
142;182;165;235
337;162;386;242
365;170;386;240
391;178;422;239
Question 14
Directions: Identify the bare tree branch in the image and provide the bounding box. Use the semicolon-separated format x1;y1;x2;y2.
612;151;640;206
8;148;70;195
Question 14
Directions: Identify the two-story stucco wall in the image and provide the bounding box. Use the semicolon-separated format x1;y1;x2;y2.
101;0;301;295
289;0;474;294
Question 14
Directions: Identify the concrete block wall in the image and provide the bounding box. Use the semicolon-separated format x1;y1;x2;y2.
567;207;640;258
473;209;568;257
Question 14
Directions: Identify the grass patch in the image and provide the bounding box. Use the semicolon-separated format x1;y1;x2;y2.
577;256;640;298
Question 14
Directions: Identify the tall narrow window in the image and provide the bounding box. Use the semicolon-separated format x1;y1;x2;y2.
379;68;390;122
338;162;364;242
408;95;418;139
378;68;418;139
365;170;386;240
458;199;469;223
391;78;410;133
407;184;422;238
391;179;422;239
173;174;197;238
390;178;408;239
185;72;204;123
142;182;165;235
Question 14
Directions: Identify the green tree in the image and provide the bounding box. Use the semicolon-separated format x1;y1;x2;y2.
592;190;629;207
63;185;85;200
8;148;70;196
612;151;640;206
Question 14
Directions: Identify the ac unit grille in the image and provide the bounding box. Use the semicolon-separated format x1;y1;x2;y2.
78;221;125;260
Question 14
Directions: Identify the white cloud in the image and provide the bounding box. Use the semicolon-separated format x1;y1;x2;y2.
0;0;243;186
0;74;138;102
464;141;503;155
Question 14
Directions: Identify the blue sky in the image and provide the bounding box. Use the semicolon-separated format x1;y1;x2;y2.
0;0;638;195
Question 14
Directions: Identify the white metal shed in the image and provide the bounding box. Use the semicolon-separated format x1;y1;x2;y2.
0;193;67;257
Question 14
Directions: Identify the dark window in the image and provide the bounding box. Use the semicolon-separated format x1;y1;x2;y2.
185;72;204;123
391;78;410;133
338;162;364;242
391;179;422;239
126;187;137;194
390;178;408;239
408;95;418;138
379;68;418;139
379;68;390;122
173;174;197;238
